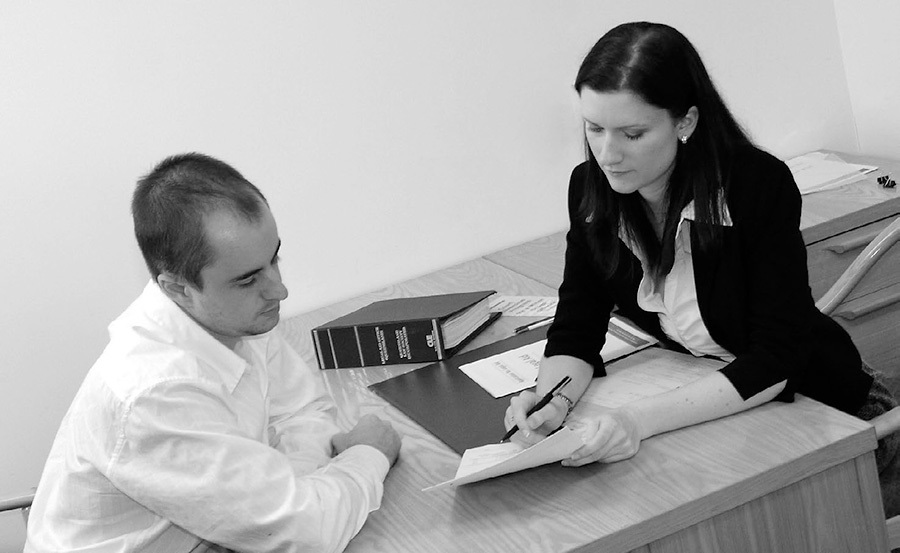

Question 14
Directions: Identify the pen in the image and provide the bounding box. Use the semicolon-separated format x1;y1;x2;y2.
500;375;572;442
514;316;554;334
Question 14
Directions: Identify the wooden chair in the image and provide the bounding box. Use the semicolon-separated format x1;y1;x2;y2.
815;215;900;549
0;490;33;525
815;216;900;316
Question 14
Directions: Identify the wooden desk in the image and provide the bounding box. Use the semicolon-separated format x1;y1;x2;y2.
282;254;889;552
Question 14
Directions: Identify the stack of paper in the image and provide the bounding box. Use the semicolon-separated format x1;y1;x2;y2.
786;152;877;195
489;295;558;317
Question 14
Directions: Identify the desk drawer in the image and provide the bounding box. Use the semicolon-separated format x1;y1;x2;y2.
831;282;900;377
807;216;898;300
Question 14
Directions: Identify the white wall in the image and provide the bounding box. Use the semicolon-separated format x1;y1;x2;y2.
0;0;864;547
833;0;900;159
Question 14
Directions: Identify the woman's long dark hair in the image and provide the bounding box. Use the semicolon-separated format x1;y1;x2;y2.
574;22;751;279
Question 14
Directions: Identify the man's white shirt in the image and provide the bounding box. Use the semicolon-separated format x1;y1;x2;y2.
26;281;389;553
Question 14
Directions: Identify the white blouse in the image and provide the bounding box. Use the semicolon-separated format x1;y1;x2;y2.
620;201;736;362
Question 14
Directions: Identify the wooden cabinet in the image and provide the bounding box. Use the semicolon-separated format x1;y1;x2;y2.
801;152;900;377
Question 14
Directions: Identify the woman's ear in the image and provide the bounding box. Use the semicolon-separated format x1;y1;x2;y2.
678;106;699;140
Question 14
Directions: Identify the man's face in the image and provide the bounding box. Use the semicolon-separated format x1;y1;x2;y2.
178;204;288;348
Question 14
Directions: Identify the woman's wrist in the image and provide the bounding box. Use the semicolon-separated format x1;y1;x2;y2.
553;391;576;420
620;403;651;441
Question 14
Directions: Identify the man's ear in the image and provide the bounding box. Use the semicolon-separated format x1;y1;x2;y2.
157;273;193;308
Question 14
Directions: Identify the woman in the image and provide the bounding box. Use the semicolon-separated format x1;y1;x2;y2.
505;21;900;514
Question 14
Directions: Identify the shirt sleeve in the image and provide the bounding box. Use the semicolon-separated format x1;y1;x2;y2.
262;330;344;474
715;155;815;399
105;373;389;553
544;164;614;371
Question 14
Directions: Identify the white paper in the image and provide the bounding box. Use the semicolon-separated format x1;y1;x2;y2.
489;296;558;317
423;426;583;491
786;153;877;195
458;340;545;398
458;317;658;398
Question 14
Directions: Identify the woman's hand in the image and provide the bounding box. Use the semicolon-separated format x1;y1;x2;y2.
563;407;644;466
504;390;568;446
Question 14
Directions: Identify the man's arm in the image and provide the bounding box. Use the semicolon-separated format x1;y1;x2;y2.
106;377;391;553
260;332;346;472
260;331;400;469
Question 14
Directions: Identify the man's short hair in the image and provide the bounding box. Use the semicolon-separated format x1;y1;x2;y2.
132;153;268;289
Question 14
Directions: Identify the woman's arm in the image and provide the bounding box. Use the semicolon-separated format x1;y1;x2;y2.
508;356;787;461
564;372;786;465
703;149;815;401
544;163;618;369
505;164;615;442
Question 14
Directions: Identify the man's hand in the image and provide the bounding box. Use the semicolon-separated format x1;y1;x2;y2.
332;414;402;466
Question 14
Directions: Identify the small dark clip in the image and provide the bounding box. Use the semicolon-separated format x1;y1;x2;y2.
877;175;896;189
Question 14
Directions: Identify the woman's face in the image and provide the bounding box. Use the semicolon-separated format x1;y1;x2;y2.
579;88;694;204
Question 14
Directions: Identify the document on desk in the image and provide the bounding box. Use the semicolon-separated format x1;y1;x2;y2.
423;426;583;491
786;152;877;195
459;316;658;398
458;340;545;398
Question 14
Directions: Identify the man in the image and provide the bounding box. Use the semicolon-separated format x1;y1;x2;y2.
26;153;402;552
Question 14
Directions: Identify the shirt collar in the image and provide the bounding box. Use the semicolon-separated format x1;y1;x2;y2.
124;281;250;392
618;195;733;258
679;195;733;227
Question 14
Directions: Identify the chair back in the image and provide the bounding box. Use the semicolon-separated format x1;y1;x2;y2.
815;215;900;549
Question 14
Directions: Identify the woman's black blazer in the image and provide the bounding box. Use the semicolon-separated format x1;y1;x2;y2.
545;145;871;414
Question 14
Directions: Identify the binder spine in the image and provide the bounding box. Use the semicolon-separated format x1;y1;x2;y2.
312;329;331;370
353;327;365;365
311;291;496;369
328;329;341;369
313;319;443;368
431;319;445;359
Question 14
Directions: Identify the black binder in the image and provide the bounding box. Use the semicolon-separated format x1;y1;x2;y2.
369;326;548;455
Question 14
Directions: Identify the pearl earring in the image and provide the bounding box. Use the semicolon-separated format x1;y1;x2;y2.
679;135;688;144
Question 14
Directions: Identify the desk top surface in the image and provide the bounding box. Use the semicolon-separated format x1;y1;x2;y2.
281;255;877;553
801;151;900;241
